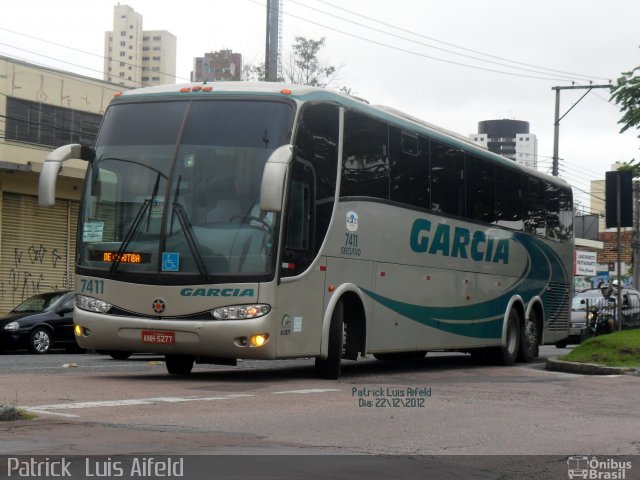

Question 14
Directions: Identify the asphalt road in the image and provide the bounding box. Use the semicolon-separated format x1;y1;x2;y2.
1;346;639;479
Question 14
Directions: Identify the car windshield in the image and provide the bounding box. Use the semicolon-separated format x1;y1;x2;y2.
12;293;66;313
572;291;606;310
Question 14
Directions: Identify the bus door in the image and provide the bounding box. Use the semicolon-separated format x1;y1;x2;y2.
275;103;340;357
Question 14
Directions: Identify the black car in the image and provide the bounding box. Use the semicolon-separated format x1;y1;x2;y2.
0;291;80;354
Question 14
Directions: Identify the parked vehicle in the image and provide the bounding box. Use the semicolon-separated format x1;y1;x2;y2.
557;286;640;347
0;291;81;354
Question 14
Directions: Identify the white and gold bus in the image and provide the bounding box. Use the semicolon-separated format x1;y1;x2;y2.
39;82;572;378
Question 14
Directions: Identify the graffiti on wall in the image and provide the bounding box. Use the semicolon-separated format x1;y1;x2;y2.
1;244;71;305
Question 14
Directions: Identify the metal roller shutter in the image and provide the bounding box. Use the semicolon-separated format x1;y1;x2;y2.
0;193;79;313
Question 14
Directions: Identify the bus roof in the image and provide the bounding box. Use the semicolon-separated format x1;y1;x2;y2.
113;81;570;189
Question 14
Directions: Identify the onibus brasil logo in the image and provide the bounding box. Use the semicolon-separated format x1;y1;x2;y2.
567;456;632;479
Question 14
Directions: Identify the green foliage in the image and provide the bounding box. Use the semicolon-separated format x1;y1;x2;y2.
283;37;338;87
562;329;640;367
242;36;350;91
610;67;640;137
610;67;640;175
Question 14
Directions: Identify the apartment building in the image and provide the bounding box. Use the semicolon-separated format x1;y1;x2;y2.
103;4;176;88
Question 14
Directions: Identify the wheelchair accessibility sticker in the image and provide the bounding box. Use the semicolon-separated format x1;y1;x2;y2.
162;252;180;272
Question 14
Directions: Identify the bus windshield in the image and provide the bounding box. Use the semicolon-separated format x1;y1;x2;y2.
77;98;294;281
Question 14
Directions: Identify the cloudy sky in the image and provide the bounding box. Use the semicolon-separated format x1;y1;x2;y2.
1;0;638;211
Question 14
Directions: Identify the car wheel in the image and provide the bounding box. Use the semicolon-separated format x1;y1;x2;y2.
29;327;53;354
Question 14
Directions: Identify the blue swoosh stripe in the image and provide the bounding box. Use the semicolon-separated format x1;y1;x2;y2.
360;234;569;339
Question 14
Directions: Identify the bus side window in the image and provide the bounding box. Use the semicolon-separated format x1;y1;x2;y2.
429;140;464;217
495;167;524;231
342;111;389;200
465;155;496;223
389;128;428;209
524;178;545;236
282;104;339;277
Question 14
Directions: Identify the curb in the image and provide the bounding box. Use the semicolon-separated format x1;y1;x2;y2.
546;357;639;376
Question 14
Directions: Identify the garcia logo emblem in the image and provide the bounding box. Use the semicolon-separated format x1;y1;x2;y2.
152;298;166;314
346;211;359;232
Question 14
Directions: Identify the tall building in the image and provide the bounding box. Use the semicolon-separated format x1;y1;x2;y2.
103;4;176;88
469;119;538;169
191;50;243;82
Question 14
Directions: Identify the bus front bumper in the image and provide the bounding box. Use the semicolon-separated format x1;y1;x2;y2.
74;310;278;360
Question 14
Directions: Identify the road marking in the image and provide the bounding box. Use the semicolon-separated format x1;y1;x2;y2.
23;395;251;415
23;390;338;417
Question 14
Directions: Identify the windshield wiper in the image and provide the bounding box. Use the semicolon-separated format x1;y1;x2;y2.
172;203;208;277
109;198;151;277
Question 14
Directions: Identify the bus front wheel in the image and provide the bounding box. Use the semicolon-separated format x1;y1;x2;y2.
165;354;194;375
315;300;345;380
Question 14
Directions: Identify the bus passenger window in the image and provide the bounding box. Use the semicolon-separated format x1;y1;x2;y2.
342;111;389;200
389;128;428;209
429;140;464;217
524;178;545;236
465;155;496;223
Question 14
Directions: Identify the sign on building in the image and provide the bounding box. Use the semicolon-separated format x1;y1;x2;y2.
574;250;597;276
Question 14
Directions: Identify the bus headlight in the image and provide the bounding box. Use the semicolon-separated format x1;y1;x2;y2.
212;304;271;320
76;295;112;313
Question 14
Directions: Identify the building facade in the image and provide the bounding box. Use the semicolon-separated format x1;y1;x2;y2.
470;119;538;169
0;55;115;313
103;4;176;88
191;50;243;82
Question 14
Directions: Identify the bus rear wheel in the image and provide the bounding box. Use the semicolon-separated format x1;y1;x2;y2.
315;300;344;380
518;309;539;362
165;354;194;375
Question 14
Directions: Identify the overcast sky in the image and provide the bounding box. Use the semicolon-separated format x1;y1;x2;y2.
1;0;638;212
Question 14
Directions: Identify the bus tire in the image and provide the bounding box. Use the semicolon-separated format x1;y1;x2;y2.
109;351;132;360
492;308;521;366
315;300;344;380
518;309;539;363
165;354;194;375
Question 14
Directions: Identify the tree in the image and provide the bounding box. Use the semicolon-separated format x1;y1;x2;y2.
611;67;640;175
281;37;339;87
242;36;350;92
242;63;266;82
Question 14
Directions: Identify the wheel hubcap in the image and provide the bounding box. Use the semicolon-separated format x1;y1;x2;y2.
34;331;50;352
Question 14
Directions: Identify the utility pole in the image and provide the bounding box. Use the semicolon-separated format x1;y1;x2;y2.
551;84;611;176
265;0;282;82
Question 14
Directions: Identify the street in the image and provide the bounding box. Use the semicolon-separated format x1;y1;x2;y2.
1;346;638;459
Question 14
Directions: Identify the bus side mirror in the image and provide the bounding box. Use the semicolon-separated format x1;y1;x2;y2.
259;144;293;213
38;144;92;207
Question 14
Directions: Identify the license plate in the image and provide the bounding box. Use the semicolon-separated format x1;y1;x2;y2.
142;330;175;345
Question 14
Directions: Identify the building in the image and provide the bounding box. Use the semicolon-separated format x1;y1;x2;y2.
191;50;243;82
0;55;115;313
103;4;176;88
470;119;538;169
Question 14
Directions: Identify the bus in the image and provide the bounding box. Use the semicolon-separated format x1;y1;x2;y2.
38;82;572;378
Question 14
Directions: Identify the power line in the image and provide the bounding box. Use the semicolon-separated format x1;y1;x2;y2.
248;0;593;83
314;0;612;83
289;0;608;84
